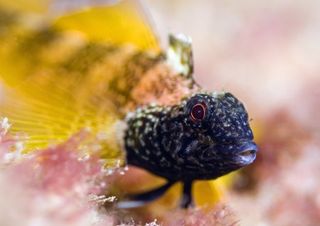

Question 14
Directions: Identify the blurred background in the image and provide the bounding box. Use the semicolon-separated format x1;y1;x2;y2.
146;0;320;225
0;0;319;225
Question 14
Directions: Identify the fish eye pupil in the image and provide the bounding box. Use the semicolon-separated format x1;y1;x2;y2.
191;103;206;121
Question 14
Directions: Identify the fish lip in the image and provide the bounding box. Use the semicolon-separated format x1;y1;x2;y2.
236;142;258;165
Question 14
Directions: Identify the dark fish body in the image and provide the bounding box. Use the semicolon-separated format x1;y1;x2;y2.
125;93;256;182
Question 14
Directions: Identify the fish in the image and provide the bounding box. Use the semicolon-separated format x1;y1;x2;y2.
0;0;257;208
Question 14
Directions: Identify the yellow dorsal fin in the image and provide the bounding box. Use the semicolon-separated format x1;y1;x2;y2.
53;0;160;51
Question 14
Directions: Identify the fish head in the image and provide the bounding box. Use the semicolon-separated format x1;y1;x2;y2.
176;92;257;179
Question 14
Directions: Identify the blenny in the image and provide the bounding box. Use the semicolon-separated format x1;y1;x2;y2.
0;1;257;208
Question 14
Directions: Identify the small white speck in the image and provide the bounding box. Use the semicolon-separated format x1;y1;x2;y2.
0;117;10;136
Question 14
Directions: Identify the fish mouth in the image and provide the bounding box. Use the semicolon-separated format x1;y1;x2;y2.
236;142;258;165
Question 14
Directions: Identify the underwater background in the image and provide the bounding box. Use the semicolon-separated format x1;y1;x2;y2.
0;0;319;225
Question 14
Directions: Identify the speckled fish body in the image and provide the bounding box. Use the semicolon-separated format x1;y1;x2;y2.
125;92;256;181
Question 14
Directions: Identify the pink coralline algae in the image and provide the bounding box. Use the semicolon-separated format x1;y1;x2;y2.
0;118;114;226
161;204;238;226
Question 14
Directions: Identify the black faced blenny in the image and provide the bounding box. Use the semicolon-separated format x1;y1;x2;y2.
0;0;257;208
120;36;257;208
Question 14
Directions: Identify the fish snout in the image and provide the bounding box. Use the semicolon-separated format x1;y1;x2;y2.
236;142;258;166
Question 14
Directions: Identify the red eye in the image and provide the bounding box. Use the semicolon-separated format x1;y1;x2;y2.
191;103;206;121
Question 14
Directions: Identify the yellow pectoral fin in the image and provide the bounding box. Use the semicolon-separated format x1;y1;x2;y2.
0;78;117;154
54;0;160;51
194;174;234;207
150;174;234;208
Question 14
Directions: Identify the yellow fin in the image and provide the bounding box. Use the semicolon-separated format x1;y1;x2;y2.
54;0;160;51
0;0;160;159
194;174;234;207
